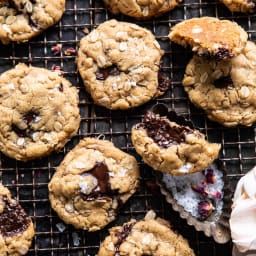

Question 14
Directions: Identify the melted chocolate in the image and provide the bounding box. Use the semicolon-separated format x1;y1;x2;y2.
0;196;30;237
114;222;135;256
157;73;170;92
12;112;39;138
214;76;233;89
95;65;120;80
80;162;118;201
137;111;192;148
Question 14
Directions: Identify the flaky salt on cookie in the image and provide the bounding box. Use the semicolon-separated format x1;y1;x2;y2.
98;210;195;256
169;17;248;60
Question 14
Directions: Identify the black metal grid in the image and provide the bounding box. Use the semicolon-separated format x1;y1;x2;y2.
0;0;255;255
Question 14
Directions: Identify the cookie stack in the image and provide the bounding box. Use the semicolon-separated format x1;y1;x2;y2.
170;17;256;127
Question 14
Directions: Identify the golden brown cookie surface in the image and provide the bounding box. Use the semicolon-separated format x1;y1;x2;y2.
169;17;248;60
48;138;140;231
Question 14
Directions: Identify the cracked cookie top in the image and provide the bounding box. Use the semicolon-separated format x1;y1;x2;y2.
77;19;169;110
0;0;65;44
102;0;182;19
131;111;221;175
48;138;140;231
0;63;80;161
183;41;256;127
169;17;248;60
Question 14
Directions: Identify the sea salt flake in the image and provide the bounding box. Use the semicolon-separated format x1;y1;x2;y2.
72;232;81;246
56;222;66;232
178;163;192;173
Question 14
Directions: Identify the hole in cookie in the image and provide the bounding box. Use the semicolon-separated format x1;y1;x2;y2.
214;76;233;89
95;65;120;80
0;196;30;237
80;162;118;201
137;111;192;148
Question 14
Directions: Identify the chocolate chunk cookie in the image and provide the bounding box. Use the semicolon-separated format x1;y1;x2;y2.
77;19;168;110
0;184;34;256
102;0;182;19
0;63;80;161
219;0;256;13
0;0;65;44
183;41;256;127
131;110;221;175
48;138;140;231
98;210;195;256
169;17;248;60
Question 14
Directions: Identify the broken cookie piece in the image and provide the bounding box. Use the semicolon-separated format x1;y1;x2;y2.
131;106;221;175
169;17;248;60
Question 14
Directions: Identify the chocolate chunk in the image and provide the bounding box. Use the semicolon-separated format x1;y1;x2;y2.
12;111;39;138
95;65;120;80
137;111;192;148
214;76;233;89
23;111;38;125
80;162;118;201
58;83;64;92
114;222;135;256
0;196;30;237
157;73;170;93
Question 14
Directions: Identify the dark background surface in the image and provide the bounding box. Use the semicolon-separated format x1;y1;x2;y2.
0;0;256;255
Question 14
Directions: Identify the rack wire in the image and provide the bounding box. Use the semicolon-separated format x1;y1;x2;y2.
0;0;255;255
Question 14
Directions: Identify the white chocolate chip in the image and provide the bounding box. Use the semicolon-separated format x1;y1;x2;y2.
118;169;127;177
34;116;41;123
74;161;87;169
141;234;154;245
7;83;15;90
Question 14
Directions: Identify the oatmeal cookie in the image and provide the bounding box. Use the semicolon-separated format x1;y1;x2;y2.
77;19;169;110
48;138;140;231
169;17;248;60
98;210;195;256
131;110;221;175
183;41;256;127
0;63;80;161
0;0;65;44
102;0;182;19
219;0;256;13
0;184;34;256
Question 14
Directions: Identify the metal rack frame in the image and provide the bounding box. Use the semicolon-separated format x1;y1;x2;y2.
0;0;255;255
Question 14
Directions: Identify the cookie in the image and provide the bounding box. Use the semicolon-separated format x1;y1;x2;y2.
219;0;256;13
169;17;248;60
102;0;182;19
183;41;256;127
0;0;65;44
77;19;169;110
131;110;221;175
98;210;195;256
48;138;140;231
0;184;34;256
0;63;80;161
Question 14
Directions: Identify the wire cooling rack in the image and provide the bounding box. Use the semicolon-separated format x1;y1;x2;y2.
0;0;256;255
